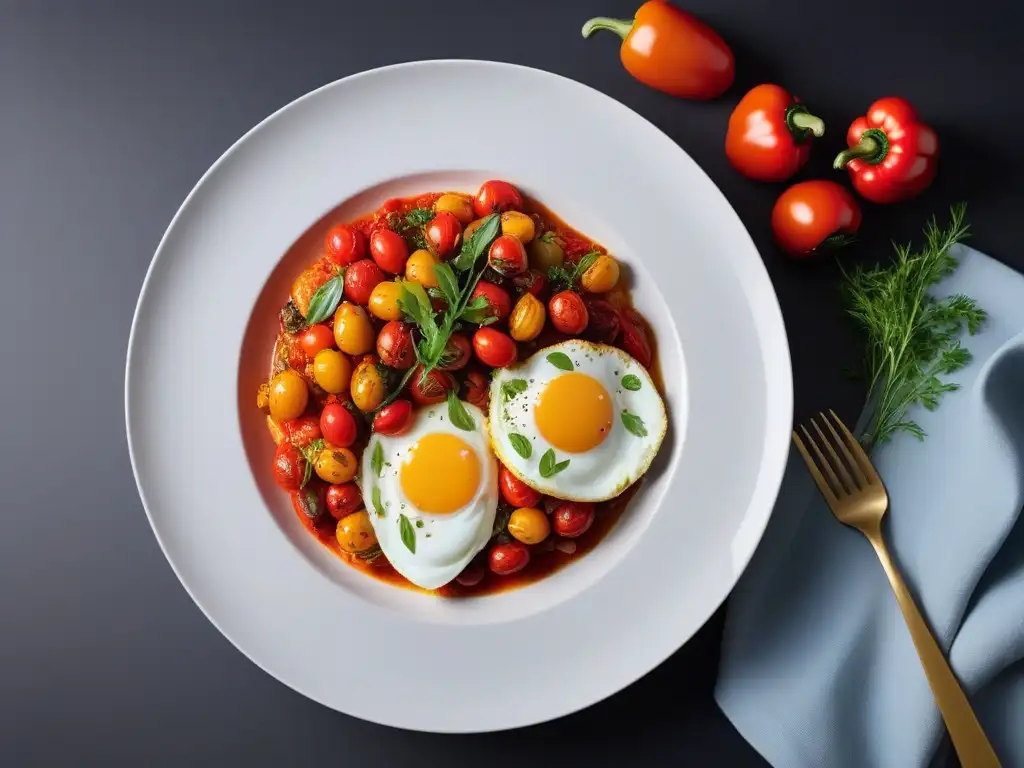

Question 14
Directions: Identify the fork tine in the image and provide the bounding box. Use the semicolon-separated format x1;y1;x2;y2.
792;430;837;505
810;415;858;492
798;424;844;497
828;409;880;485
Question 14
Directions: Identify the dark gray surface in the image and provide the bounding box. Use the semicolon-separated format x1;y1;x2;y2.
0;0;1019;765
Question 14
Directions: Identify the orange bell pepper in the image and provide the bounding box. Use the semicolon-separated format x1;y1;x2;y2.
582;1;734;100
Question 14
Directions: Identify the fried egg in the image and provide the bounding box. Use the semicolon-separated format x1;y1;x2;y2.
489;340;667;501
360;401;498;590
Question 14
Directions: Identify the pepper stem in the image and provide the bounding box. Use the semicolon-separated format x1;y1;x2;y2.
581;16;635;40
789;111;825;138
834;128;890;169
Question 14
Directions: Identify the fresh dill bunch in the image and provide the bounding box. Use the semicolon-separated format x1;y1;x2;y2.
841;203;987;449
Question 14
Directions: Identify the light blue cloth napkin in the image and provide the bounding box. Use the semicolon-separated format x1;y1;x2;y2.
716;245;1024;768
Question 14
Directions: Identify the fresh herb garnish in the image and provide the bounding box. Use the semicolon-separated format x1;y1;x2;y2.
546;352;574;371
447;390;475;431
539;448;570;478
501;379;529;402
404;207;434;228
547;250;600;293
372;486;386;518
280;300;306;333
298;439;324;487
458;294;498;326
399;513;416;553
388;214;502;395
621;374;642;391
621;410;648;437
509;433;532;459
415;519;424;529
371;441;384;478
304;271;346;324
841;204;986;448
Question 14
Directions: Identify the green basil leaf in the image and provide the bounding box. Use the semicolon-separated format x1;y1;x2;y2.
509;433;532;459
539;448;570;478
446;390;475;431
371;441;384;478
621;410;648;437
546;352;574;372
304;274;344;325
574;251;600;281
433;262;461;308
459;295;497;326
372;486;386;518
452;213;500;271
501;378;528;402
621;374;642;391
399;513;416;553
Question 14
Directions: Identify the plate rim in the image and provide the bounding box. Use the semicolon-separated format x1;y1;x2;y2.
125;58;793;731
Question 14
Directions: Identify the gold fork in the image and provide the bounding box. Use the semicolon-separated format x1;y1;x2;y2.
793;410;1001;768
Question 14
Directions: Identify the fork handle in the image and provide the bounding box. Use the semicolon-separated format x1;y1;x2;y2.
866;532;1001;768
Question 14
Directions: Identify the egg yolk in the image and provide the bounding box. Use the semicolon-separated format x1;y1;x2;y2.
535;372;613;453
400;433;481;515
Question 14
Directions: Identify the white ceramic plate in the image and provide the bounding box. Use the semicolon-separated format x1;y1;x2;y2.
126;60;792;732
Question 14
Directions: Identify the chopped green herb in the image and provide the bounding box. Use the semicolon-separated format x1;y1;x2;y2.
621;374;642;391
415;519;424;529
501;379;529;402
509;433;532;459
621;410;647;437
546;352;574;371
372;486;386;518
371;442;384;478
399;514;416;553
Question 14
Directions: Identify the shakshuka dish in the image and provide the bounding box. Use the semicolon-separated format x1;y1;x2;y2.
255;180;667;595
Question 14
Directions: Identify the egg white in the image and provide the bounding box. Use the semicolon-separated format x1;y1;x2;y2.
360;401;498;590
488;340;667;502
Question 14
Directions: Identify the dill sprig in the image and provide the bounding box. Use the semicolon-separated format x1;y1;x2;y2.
841;203;986;449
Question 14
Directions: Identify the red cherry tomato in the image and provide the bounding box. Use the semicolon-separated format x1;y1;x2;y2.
488;235;529;277
376;321;416;370
489;541;530;575
771;180;862;257
344;259;385;306
474;180;523;218
326;483;362;520
324;225;366;266
463;369;490;411
470;281;511;323
273;442;306;492
455;560;486;587
553;502;595;538
283;415;322;447
369;229;410;274
373;399;415;436
320;402;358;448
473;328;518;368
292;482;327;520
439;333;471;371
548;291;589;335
512;268;548;297
408;365;457;405
299;324;334;356
425;212;462;258
619;308;653;368
582;297;622;344
499;466;542;508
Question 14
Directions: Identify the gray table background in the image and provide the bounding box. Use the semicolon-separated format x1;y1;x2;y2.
1;0;1019;765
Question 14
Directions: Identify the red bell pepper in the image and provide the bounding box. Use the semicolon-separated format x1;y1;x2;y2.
833;97;938;204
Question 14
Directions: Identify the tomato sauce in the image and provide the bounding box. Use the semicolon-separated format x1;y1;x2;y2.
263;189;661;597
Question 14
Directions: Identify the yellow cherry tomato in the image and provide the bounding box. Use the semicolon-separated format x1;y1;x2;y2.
580;253;620;293
500;211;536;244
508;507;550;545
351;358;385;412
312;349;352;394
315;445;358;484
268;369;308;421
336;509;378;553
333;302;375;355
368;281;403;321
527;235;564;272
434;193;474;225
509;292;546;342
405;249;440;288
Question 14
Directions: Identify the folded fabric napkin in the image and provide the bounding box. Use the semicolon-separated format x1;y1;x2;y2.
716;245;1024;768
